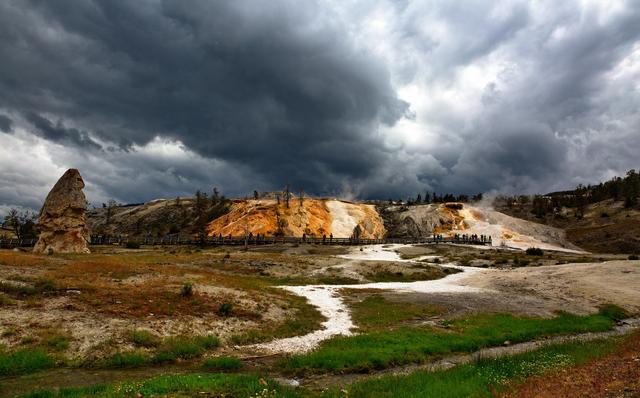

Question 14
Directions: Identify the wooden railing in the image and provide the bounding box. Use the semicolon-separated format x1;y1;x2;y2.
1;235;492;249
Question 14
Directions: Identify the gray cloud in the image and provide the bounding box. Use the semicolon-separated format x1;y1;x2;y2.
0;114;12;133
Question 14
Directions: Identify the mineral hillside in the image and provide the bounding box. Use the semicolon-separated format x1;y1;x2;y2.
207;198;386;239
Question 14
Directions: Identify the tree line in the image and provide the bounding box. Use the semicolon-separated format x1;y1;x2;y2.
394;192;484;206
502;169;640;218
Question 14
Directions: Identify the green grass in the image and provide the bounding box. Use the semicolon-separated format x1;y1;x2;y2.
0;347;55;376
106;334;220;368
350;295;442;331
107;350;150;368
320;335;622;397
283;307;624;374
202;356;244;371
19;334;629;398
19;373;299;398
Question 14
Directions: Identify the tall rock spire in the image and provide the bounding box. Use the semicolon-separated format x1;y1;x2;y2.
33;169;90;254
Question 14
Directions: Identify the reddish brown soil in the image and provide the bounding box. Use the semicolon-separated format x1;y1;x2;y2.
508;332;640;397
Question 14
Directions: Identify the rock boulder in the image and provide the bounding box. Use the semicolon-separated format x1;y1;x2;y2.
33;169;90;254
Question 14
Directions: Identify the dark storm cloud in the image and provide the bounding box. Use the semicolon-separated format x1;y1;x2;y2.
0;115;12;133
1;0;640;212
0;0;406;196
25;113;102;151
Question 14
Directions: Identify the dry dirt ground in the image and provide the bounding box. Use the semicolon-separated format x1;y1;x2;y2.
383;245;638;319
462;260;640;316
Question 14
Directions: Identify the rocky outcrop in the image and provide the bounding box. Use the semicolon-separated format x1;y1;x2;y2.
379;204;462;238
33;169;90;254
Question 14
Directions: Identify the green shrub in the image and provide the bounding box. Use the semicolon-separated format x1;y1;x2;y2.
125;241;141;249
525;247;544;256
629;254;639;260
130;330;160;348
202;356;244;371
218;302;233;316
598;304;629;322
180;283;193;297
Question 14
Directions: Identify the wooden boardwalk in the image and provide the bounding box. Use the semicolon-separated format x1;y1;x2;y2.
0;235;492;249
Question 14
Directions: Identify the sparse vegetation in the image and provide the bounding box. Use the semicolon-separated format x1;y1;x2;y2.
41;331;71;352
350;295;442;331
230;294;323;345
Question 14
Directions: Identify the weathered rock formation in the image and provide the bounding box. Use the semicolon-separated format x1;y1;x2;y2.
33;169;90;254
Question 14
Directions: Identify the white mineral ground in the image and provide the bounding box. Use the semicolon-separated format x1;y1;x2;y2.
254;245;487;354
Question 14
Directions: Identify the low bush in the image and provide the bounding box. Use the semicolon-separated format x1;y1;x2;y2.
130;329;160;348
525;247;544;256
180;283;193;297
202;356;244;371
629;254;639;260
598;304;629;322
125;241;141;249
218;302;233;316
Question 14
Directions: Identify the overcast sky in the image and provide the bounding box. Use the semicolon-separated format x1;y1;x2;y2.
1;0;639;214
